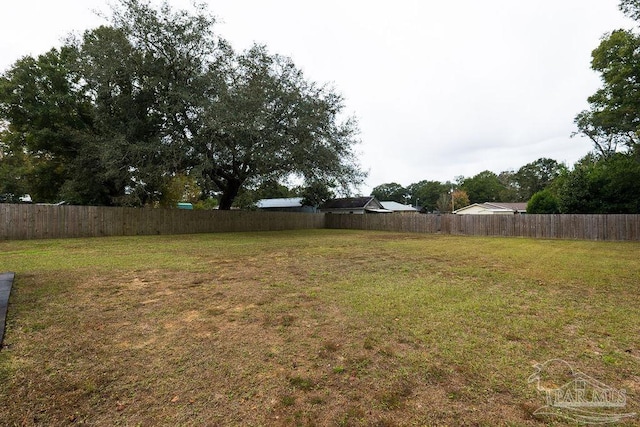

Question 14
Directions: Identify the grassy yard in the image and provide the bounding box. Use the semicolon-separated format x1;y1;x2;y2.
0;229;638;426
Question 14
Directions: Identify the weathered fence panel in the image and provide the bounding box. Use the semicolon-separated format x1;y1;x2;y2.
325;213;640;241
2;204;640;241
0;204;326;240
325;213;443;234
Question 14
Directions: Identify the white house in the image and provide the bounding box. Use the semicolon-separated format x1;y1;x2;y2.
453;202;527;215
380;201;418;213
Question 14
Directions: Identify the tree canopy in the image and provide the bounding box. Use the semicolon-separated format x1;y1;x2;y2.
564;0;640;213
370;182;407;203
513;158;566;201
574;28;640;157
573;0;640;157
0;0;364;208
405;180;449;212
557;153;640;213
0;47;96;203
460;170;505;204
526;189;560;214
620;0;640;21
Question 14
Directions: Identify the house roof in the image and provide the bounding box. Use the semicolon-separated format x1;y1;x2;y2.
320;196;376;209
490;202;527;212
454;202;527;214
256;197;304;209
380;201;417;212
320;197;393;213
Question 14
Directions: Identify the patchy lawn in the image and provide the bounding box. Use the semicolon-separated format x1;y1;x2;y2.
0;230;639;426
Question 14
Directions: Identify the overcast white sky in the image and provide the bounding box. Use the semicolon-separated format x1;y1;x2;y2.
0;1;635;194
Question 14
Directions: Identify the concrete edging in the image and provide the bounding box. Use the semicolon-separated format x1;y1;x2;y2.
0;272;15;350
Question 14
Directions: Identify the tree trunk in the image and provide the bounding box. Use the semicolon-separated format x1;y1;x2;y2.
218;178;243;210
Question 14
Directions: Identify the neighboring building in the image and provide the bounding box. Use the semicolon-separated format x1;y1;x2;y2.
453;202;527;215
0;194;31;203
380;201;418;213
256;197;317;213
320;197;392;214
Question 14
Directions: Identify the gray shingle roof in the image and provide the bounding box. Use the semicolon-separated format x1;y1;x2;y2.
320;197;376;209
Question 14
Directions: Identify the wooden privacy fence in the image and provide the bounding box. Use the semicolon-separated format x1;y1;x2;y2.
0;204;325;240
325;213;640;241
2;204;640;241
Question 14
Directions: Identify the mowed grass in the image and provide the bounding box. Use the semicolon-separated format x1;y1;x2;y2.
0;229;638;426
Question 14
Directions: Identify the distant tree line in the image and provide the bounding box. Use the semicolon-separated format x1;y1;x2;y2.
369;153;640;215
369;157;565;213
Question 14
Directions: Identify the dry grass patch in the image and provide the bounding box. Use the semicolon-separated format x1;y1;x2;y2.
0;230;639;426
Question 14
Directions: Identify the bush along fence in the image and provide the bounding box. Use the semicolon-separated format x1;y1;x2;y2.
1;203;640;241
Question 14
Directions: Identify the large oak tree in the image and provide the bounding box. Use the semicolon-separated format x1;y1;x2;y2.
193;45;363;210
0;0;364;208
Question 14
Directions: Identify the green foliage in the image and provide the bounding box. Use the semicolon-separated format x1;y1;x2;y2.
496;170;519;202
557;153;640;213
405;180;448;211
229;179;297;209
159;174;202;207
370;182;407;203
571;3;634;157
256;180;295;200
435;193;451;212
0;129;29;201
300;181;334;208
193;43;363;209
0;0;364;208
434;189;469;213
575;27;640;157
0;47;96;203
460;170;505;204
620;0;640;20
565;3;640;213
527;189;560;214
514;158;566;201
193;197;218;210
